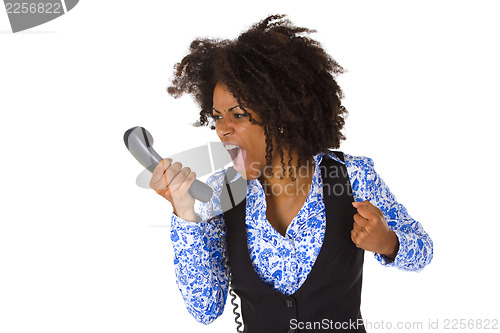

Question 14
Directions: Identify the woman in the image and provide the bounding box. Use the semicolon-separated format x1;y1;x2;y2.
150;14;433;332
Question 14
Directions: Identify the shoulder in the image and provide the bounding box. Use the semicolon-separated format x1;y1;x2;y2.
193;168;229;217
343;152;377;180
205;168;229;192
205;167;243;197
332;152;378;196
325;150;375;171
342;152;374;169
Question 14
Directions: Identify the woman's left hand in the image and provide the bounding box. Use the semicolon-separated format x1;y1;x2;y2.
351;200;399;260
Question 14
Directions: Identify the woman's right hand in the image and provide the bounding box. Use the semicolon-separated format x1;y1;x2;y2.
149;158;197;221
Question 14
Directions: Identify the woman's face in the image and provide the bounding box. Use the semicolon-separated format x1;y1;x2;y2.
212;83;269;180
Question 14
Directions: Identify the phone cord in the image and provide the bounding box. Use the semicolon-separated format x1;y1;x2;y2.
217;218;244;332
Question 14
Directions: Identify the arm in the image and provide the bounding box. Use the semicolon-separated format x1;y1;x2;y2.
169;175;229;324
348;155;433;271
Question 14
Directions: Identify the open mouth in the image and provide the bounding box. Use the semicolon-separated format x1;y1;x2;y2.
225;144;246;167
226;144;240;159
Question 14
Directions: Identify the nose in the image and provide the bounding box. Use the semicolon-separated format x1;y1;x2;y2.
215;117;233;139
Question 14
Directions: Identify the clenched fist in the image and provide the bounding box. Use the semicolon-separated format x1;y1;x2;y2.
149;158;198;222
351;200;399;260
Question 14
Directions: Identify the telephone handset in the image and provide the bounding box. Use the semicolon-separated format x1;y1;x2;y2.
123;126;213;202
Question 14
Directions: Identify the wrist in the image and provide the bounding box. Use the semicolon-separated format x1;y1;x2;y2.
381;230;399;260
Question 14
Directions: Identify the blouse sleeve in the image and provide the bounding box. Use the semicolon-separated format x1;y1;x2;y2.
348;155;434;272
169;173;229;324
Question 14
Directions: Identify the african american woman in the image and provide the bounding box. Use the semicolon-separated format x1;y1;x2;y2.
149;14;433;333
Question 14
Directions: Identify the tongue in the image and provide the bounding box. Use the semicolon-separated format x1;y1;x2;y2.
229;148;238;160
232;147;246;167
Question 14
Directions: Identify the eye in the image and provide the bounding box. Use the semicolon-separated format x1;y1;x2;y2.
211;113;246;121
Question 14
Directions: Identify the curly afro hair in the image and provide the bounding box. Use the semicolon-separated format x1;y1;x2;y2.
167;14;348;180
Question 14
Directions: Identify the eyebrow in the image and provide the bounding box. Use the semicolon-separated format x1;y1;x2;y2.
212;105;241;113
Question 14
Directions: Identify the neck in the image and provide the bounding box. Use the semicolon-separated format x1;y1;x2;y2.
258;151;315;199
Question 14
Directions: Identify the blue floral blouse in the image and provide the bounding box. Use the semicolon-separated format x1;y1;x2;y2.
169;151;433;324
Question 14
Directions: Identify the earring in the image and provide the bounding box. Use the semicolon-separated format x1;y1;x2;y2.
279;127;284;134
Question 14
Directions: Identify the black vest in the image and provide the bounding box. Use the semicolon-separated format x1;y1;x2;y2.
222;151;366;333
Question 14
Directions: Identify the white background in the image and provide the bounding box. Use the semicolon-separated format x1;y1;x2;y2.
1;1;499;332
